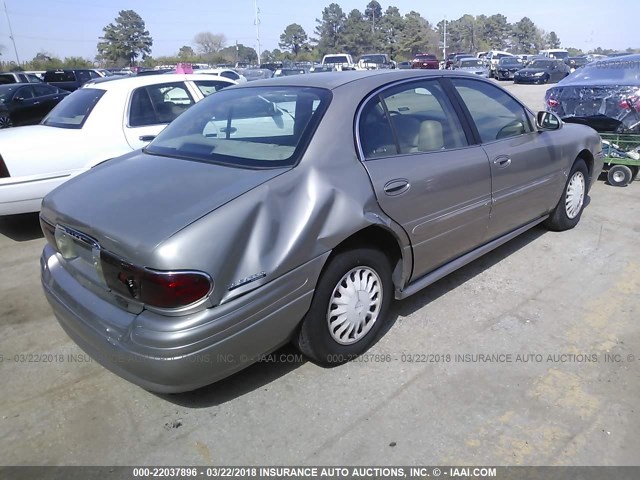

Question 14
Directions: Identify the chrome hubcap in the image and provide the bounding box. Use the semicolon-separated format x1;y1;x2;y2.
327;267;382;345
612;170;625;183
565;171;585;219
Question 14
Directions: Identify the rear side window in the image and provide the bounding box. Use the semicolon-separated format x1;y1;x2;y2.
33;84;57;96
129;82;195;127
0;74;16;84
15;86;35;100
452;79;533;143
42;88;105;129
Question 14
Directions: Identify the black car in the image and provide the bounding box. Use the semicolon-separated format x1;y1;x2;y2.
495;56;525;80
43;69;102;91
565;56;589;71
513;59;571;84
0;83;69;128
545;54;640;133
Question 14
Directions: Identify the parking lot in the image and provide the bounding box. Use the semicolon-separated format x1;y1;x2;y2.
1;81;639;466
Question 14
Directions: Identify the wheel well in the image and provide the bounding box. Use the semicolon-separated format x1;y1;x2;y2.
577;149;595;184
331;226;404;285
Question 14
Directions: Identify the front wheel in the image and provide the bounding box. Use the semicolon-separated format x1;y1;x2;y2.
294;247;392;366
544;159;588;231
608;165;633;187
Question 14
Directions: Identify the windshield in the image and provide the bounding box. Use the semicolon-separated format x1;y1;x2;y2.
42;88;105;129
563;62;640;83
460;59;483;67
500;57;522;65
360;55;387;64
145;86;332;168
548;51;569;60
416;54;436;60
530;60;555;69
324;56;349;64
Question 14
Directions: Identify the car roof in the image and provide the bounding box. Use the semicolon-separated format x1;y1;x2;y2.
237;69;475;90
82;73;237;92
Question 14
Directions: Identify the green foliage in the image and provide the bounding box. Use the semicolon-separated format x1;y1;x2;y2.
314;3;346;56
177;45;196;61
397;11;438;58
546;31;561;49
511;17;542;54
279;24;309;57
97;10;152;67
566;47;584;57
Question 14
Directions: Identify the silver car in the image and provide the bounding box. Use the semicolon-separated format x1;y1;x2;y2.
40;70;603;393
454;58;490;77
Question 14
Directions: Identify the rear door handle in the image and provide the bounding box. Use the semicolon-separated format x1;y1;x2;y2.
383;179;410;196
139;135;156;142
493;156;512;168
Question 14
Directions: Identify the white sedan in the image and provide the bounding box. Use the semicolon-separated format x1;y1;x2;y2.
193;68;248;83
0;74;236;215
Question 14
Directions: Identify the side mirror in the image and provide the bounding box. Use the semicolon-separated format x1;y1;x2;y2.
536;111;562;131
15;97;24;102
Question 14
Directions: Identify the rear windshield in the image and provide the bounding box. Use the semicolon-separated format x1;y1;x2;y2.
563;61;640;83
416;54;436;60
145;86;332;168
42;88;105;129
460;59;484;67
360;55;387;63
324;56;349;64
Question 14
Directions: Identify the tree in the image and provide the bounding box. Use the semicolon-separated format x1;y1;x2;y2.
97;10;152;67
279;24;309;57
545;31;561;49
483;14;511;50
193;32;226;56
64;56;93;68
340;9;371;56
379;6;404;58
364;1;382;32
398;11;437;58
512;17;540;54
177;45;195;61
314;3;346;56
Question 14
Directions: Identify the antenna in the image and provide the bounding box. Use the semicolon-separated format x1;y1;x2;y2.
254;0;261;63
3;1;20;65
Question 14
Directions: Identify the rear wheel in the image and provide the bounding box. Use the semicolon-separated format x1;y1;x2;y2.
294;247;392;366
0;115;13;128
544;159;588;231
628;165;638;183
607;165;633;187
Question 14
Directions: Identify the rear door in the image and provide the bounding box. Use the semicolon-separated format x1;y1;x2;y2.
449;78;565;240
11;85;38;125
123;81;196;150
359;79;492;279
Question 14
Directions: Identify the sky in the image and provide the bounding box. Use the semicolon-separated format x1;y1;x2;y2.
0;0;638;64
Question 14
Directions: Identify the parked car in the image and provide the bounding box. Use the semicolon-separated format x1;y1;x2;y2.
0;83;69;128
237;68;273;81
39;70;603;392
321;54;357;71
538;49;570;61
274;68;306;77
495;56;525;80
451;54;475;69
411;53;439;69
565;56;589;72
358;54;395;70
486;50;515;76
513;59;571;84
454;58;489;77
444;52;469;69
397;61;413;69
193;68;247;83
0;72;43;84
545;54;640;133
43;69;102;91
0;74;236;215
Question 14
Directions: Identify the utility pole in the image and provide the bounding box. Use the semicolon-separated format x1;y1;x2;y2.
3;1;20;65
442;17;447;65
254;0;261;64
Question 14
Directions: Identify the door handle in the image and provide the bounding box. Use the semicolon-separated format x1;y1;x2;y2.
139;135;156;142
493;156;512;168
383;179;410;196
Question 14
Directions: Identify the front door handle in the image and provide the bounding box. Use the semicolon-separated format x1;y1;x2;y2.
383;179;410;196
139;135;156;142
493;156;512;168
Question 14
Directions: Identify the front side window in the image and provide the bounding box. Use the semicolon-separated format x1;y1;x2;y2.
129;82;195;127
452;79;533;143
359;80;468;159
15;86;35;100
42;88;105;128
145;86;331;168
33;84;57;97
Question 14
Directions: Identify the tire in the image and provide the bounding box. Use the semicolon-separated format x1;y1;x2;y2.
544;159;588;231
607;165;633;187
628;165;638;183
294;247;393;366
0;115;13;128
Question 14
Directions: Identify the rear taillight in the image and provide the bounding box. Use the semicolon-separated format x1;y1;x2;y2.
100;251;212;309
0;156;9;178
547;98;559;108
619;96;639;111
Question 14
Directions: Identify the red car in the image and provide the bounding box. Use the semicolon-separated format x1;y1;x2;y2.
411;53;439;69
